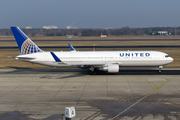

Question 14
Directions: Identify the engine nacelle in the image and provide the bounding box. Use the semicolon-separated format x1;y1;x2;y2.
101;64;119;73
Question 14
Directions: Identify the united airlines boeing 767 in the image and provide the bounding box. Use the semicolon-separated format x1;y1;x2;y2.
11;27;173;74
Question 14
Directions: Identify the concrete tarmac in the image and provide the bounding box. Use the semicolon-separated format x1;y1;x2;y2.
0;69;180;120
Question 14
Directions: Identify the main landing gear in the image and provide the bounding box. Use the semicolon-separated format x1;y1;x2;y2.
88;67;97;75
159;66;163;73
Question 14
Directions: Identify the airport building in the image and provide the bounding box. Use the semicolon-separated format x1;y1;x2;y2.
43;25;58;29
26;26;32;29
66;26;76;29
101;33;107;37
158;31;169;35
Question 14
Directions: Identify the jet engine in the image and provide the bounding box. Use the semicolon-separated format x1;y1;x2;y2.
100;64;119;73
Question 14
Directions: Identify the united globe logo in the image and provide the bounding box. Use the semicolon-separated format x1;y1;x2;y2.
21;39;43;55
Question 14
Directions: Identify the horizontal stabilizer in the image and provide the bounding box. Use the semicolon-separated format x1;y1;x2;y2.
50;52;62;62
15;57;35;60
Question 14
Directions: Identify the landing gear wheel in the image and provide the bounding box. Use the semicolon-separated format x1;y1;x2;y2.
159;66;163;73
93;68;97;75
88;70;93;75
88;69;97;75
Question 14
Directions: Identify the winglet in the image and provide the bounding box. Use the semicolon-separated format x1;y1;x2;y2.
68;44;76;52
50;52;61;62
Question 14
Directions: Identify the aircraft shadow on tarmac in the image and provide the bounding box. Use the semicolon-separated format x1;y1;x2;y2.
53;69;180;79
3;68;180;78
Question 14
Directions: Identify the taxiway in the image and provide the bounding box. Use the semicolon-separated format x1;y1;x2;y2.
0;69;180;120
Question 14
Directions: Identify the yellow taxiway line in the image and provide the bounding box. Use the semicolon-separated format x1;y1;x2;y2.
111;76;180;120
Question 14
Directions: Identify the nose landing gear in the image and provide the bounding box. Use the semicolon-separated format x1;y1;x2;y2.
159;66;163;73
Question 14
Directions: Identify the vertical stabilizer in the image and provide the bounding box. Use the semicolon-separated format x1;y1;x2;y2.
11;27;43;55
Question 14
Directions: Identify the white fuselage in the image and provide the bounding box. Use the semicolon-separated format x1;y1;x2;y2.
16;51;173;68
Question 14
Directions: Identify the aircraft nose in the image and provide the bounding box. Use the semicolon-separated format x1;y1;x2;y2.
170;57;174;62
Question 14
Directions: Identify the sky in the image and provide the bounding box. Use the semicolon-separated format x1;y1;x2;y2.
0;0;179;28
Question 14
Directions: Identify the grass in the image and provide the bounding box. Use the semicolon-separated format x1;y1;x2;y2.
0;35;180;40
1;40;180;47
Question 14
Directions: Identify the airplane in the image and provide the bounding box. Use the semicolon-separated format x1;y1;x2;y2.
11;27;173;74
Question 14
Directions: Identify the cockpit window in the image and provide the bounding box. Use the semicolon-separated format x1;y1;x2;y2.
165;55;170;58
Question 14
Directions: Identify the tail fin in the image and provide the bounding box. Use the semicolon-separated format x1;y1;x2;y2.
11;27;43;55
